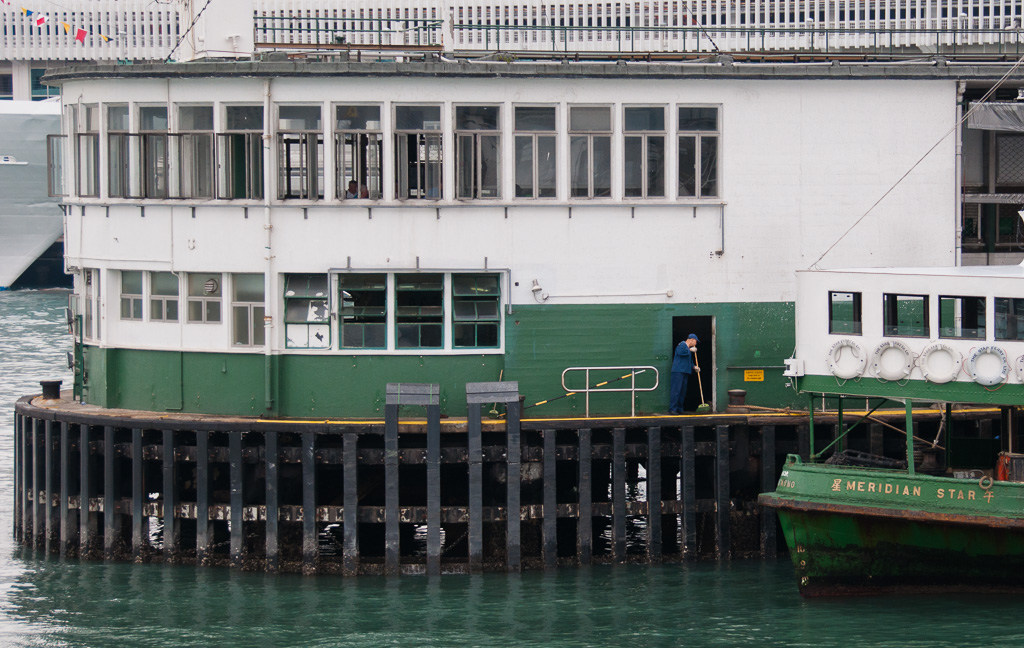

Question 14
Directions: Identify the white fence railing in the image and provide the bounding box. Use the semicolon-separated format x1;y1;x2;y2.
4;0;1024;61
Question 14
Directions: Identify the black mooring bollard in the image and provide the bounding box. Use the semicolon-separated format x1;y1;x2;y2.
40;380;62;400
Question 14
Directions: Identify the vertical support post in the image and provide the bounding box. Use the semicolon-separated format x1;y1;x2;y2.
301;430;317;574
196;431;210;566
869;422;884;457
426;404;441;576
543;429;557;569
384;403;400;576
162;429;178;561
21;416;30;544
715;424;731;561
131;428;144;562
798;424;811;462
760;425;777;559
60;422;70;557
807;393;816;459
265;430;279;573
837;398;844;453
230;431;244;568
45;421;55;554
13;414;20;542
342;431;358;576
681;425;696;558
506;398;522;572
467;404;483;573
612;427;626;562
906;399;915;476
80;425;95;558
578;428;592;565
646;426;662;562
103;425;117;560
32;418;40;549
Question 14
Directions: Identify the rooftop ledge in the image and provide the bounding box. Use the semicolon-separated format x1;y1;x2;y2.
40;57;1024;86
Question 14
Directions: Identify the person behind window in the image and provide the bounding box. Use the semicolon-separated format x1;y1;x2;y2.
346;180;359;199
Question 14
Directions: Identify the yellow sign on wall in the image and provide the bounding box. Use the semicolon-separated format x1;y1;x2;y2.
744;370;765;382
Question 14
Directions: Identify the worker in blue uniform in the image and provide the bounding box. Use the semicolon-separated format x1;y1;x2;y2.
670;333;699;414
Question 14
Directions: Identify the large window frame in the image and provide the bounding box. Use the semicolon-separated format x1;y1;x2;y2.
395;273;444;349
150;272;180;322
452;274;501;348
395;105;443;200
883;293;930;338
335;104;383;200
139;105;169;199
217;105;264;200
569;105;612;199
939;295;985;340
284;274;331;349
175;105;215;199
277;105;323;201
455;105;501;199
232;273;266;347
339;273;387;349
678;105;720;199
76;105;99;198
623;106;665;198
828;291;862;335
107;104;132;198
187;273;222;324
514;105;557;199
120;270;143;321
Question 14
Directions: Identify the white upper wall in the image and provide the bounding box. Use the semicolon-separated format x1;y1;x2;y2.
61;73;957;321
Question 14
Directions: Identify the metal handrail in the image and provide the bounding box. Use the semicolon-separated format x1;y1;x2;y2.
561;366;659;418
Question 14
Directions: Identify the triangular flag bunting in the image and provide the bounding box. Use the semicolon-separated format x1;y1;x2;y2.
61;22;70;34
21;8;30;16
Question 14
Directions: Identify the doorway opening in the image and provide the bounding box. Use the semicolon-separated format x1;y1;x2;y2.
671;316;714;412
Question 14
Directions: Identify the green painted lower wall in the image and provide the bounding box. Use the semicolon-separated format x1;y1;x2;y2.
80;301;798;418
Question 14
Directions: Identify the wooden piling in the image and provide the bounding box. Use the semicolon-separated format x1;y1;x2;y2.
506;400;521;572
162;429;178;560
467;404;483;573
45;421;55;554
265;430;279;572
131;428;144;562
384;404;400;576
81;425;95;558
647;426;662;562
230;431;244;568
578;428;592;565
301;430;317;574
760;425;777;558
426;405;441;576
342;431;358;576
543;429;557;569
103;425;117;560
32;418;40;549
680;425;696;558
60;422;70;557
196;431;211;566
612;427;626;562
715;425;731;561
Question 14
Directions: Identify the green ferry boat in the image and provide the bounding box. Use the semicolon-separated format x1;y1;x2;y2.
760;263;1024;595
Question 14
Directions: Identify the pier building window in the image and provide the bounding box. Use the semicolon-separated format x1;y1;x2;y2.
339;273;387;349
150;272;180;322
514;106;556;198
569;106;612;198
678;106;719;198
139;106;169;199
277;105;323;200
232;274;265;347
218;106;264;200
939;295;985;340
84;269;100;340
883;293;929;338
395;273;443;349
624;106;665;198
996;298;1024;341
395;105;442;200
335;105;382;200
455;105;501;199
107;105;131;198
76;105;99;198
0;74;12;100
828;291;862;335
284;274;331;349
46;133;65;198
120;271;143;321
30;68;58;100
187;273;222;323
453;274;501;348
175;105;214;199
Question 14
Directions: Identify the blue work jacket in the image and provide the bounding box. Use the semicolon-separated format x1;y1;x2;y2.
672;342;695;374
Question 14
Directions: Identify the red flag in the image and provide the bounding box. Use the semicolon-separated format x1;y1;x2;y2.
75;27;86;43
35;15;47;26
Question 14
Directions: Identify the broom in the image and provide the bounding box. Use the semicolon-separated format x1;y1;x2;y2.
693;348;711;414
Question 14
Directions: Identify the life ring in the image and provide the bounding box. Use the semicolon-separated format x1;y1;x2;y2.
918;342;963;384
1016;355;1024;383
872;340;914;381
968;346;1009;387
826;338;866;380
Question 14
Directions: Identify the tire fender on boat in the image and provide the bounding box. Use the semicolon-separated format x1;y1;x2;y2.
968;346;1009;387
917;342;963;384
827;338;866;380
871;340;914;381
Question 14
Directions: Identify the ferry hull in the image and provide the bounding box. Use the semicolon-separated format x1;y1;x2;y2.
760;457;1024;596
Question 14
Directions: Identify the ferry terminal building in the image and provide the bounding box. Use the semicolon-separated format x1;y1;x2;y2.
45;58;974;418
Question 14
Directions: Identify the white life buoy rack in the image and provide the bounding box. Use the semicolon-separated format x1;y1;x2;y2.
918;342;963;385
968;346;1010;387
827;338;866;380
872;339;914;381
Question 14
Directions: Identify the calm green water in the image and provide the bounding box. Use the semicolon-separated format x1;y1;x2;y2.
2;290;1024;647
